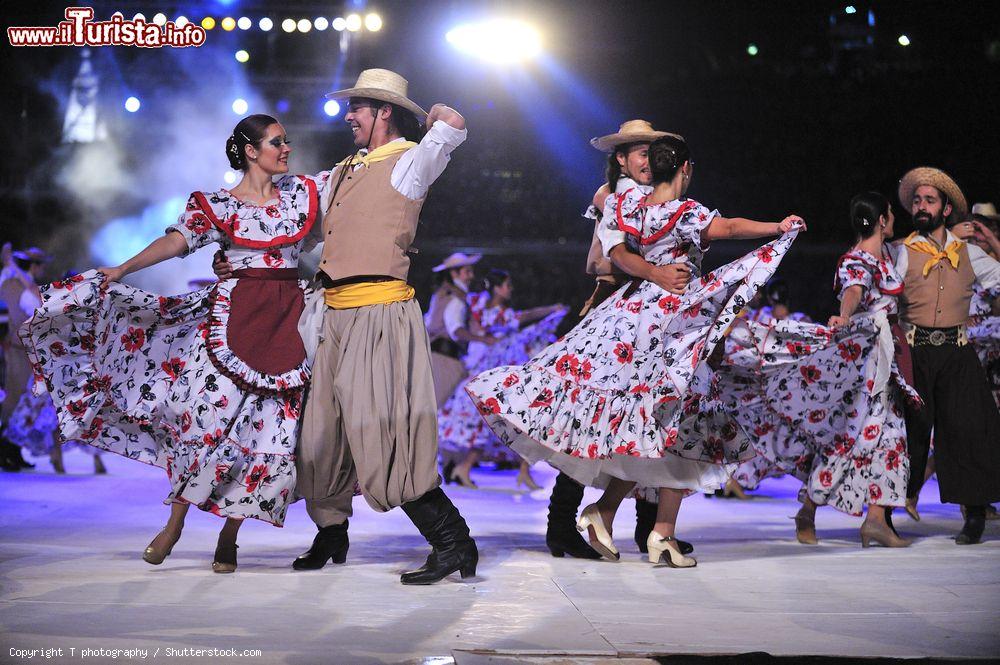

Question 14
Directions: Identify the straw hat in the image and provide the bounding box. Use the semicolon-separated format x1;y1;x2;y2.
432;252;482;273
590;119;683;154
326;68;427;119
898;167;968;224
972;202;1000;222
12;247;51;263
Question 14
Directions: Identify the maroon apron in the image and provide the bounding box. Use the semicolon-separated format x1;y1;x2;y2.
225;268;306;377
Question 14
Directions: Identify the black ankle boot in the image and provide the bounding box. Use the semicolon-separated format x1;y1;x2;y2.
956;506;986;545
0;440;29;471
634;497;694;555
545;472;600;559
400;488;478;585
292;520;349;570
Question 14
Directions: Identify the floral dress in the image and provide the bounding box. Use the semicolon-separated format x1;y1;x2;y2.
968;286;1000;408
438;299;565;461
465;190;800;491
725;247;917;514
21;174;324;526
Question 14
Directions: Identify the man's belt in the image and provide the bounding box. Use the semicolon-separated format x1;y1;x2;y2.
430;337;463;359
901;322;967;347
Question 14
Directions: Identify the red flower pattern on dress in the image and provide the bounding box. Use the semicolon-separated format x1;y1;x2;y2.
264;205;280;218
161;357;185;382
185;212;212;234
613;342;634;364
246;464;269;492
838;341;861;362
502;373;520;387
555;354;579;377
263;248;285;267
478;397;502;415
863;424;880;440
49;341;66;357
819;469;833;487
121;327;146;352
868;484;882;501
530;389;554;408
800;365;822;383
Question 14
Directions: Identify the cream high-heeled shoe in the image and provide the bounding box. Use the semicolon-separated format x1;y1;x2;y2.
576;504;619;561
143;528;181;565
646;532;697;568
516;468;541;491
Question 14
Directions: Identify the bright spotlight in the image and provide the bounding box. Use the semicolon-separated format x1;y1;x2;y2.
175;16;189;28
747;43;759;56
298;18;312;33
446;19;541;63
201;17;216;30
259;17;273;31
332;17;347;31
238;17;251;30
235;50;249;63
281;18;296;33
221;17;236;31
133;13;146;22
152;13;167;26
364;13;383;32
898;34;911;46
314;17;329;31
124;96;141;113
845;5;857;14
232;98;248;115
324;100;341;117
345;14;362;32
223;171;238;185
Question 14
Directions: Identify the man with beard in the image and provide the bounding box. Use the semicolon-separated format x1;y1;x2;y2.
893;167;1000;544
546;120;692;559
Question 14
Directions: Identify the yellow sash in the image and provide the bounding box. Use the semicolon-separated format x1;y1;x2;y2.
336;140;417;169
324;280;415;309
904;232;962;277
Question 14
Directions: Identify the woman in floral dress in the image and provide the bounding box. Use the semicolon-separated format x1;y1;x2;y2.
727;192;917;547
438;268;566;490
466;136;804;566
21;114;324;572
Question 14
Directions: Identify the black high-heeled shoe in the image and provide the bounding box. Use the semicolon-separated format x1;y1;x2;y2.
442;460;456;485
212;541;239;573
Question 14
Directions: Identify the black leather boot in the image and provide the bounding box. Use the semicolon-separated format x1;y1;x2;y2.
634;497;694;555
956;506;986;545
0;439;30;471
400;488;478;585
545;472;600;559
292;520;349;570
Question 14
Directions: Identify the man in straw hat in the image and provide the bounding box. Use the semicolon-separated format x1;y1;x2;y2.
545;120;693;560
891;167;1000;544
229;68;477;583
425;252;493;413
1;244;49;472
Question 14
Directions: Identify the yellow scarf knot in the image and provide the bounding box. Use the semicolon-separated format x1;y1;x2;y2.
905;232;962;277
336;140;417;169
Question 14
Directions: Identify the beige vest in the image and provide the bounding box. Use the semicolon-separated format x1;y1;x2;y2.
319;152;426;282
425;282;466;343
900;242;976;328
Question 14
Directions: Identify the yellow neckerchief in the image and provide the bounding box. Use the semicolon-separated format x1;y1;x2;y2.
335;139;417;169
324;280;414;309
904;231;962;277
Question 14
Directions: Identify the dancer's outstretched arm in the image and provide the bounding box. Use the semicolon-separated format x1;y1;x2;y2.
828;286;863;327
97;231;188;285
703;215;804;242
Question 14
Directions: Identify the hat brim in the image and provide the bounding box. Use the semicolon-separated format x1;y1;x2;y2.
898;167;968;224
12;251;51;263
432;254;482;272
325;87;427;119
590;131;683;154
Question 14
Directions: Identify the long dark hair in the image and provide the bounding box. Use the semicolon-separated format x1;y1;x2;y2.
226;114;279;171
484;268;511;295
605;142;643;192
849;191;890;239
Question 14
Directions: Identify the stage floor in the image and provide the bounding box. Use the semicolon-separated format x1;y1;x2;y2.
1;451;997;664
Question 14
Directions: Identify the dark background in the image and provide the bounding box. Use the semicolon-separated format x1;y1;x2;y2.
2;1;998;318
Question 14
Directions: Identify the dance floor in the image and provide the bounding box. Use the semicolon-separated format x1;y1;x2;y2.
1;451;997;664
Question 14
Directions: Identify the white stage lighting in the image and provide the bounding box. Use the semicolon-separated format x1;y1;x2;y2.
152;13;166;26
324;100;341;117
259;17;273;32
124;97;141;113
238;17;252;30
298;19;312;33
332;17;347;31
281;18;296;33
446;19;541;63
345;14;362;32
314;17;329;31
224;171;238;184
175;16;189;28
364;13;383;32
235;50;249;63
232;98;249;115
898;34;911;46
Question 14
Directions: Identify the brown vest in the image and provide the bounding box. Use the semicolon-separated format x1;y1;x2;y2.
319;152;426;282
900;242;976;328
425;282;466;343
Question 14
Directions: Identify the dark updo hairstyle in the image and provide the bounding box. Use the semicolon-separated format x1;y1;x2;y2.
648;135;691;185
849;191;890;239
225;114;279;171
484;268;511;294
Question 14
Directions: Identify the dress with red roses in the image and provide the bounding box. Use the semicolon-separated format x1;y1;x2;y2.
20;173;325;526
438;301;565;461
465;190;801;491
724;247;916;514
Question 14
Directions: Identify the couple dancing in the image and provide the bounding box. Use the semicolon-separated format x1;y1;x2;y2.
21;69;478;584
